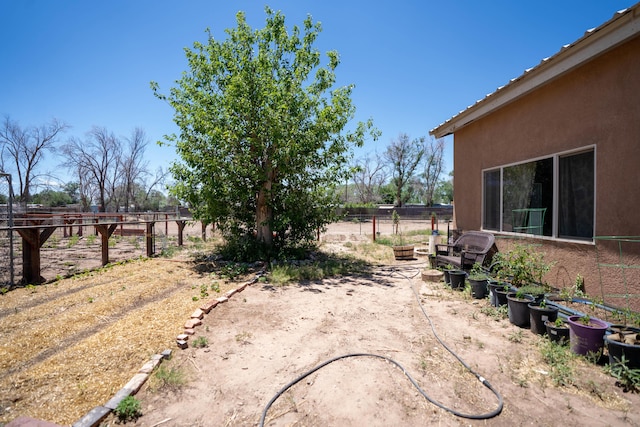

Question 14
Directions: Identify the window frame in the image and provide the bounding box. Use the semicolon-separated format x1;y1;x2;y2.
481;145;596;243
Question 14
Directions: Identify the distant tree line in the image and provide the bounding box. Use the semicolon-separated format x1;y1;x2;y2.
0;115;172;211
351;132;452;207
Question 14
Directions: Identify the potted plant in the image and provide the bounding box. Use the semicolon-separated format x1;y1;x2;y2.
545;317;570;345
529;298;559;335
491;244;553;289
448;269;467;290
391;210;414;260
507;286;537;328
468;263;489;299
442;263;455;285
493;281;512;307
604;324;640;369
566;314;608;357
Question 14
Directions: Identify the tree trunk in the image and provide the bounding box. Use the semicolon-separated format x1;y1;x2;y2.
255;174;274;247
256;165;275;248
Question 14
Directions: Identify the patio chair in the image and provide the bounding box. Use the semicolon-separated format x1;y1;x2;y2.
435;230;497;271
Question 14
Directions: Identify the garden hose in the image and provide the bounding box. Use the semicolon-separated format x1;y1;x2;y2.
259;262;504;426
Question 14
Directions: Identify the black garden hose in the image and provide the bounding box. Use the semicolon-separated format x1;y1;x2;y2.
259;263;504;426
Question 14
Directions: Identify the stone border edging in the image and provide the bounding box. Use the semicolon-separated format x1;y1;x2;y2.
71;272;263;427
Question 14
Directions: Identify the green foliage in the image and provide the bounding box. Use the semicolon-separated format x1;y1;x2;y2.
31;189;73;207
67;235;80;248
219;262;249;280
152;7;376;260
153;365;187;390
605;356;640;393
538;339;575;386
515;284;546;299
85;233;97;245
468;262;489;281
268;254;369;285
192;336;209;348
384;134;425;207
114;395;142;422
579;315;591;325
491;244;553;288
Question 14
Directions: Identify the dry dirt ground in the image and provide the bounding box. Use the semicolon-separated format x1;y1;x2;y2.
1;221;639;426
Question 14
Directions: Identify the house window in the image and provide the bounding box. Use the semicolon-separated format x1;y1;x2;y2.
482;149;594;241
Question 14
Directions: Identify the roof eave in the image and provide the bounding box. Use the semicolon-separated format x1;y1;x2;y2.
430;5;640;138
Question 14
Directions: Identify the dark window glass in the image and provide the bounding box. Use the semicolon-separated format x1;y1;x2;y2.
483;170;500;230
502;158;553;236
559;151;594;239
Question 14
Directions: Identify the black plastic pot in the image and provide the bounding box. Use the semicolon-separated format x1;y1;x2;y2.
545;320;570;345
442;269;452;285
494;287;510;307
528;302;558;335
605;325;640;369
449;270;467;290
469;278;488;299
488;281;503;307
507;293;533;328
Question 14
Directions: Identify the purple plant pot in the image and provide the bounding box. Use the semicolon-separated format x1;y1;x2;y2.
567;315;608;356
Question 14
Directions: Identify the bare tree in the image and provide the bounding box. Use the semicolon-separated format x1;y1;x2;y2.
142;167;169;209
420;137;446;206
120;127;149;212
0;116;69;203
61;126;121;212
352;153;387;204
383;133;425;207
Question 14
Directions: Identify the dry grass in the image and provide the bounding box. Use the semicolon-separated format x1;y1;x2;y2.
0;244;242;425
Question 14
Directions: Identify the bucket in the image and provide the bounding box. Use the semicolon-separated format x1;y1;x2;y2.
567;315;608;356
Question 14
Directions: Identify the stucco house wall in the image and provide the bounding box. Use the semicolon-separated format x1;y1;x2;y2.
431;6;640;312
454;34;640;237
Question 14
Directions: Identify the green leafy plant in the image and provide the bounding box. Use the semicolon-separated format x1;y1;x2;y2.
515;284;546;300
491;244;554;288
199;284;209;299
392;210;400;235
554;317;566;328
468;262;489;281
114;395;142;422
152;365;187;390
538;339;575;386
605;356;640;393
192;336;209;348
579;315;591;326
211;282;221;293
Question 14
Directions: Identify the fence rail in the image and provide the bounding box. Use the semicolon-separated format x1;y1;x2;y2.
0;212;209;288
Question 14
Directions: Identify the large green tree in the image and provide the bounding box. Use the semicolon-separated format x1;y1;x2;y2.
383;133;425;207
152;8;374;257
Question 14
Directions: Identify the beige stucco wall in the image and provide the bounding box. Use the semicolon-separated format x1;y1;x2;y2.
451;35;640;311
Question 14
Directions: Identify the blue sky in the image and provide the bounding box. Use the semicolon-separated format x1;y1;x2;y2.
0;0;633;189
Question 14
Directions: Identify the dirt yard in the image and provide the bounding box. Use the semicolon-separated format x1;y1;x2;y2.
1;222;639;426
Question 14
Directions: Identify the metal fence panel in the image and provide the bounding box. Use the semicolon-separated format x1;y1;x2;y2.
0;173;15;289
